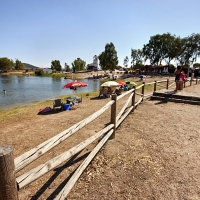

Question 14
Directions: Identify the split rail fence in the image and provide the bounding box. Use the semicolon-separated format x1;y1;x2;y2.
0;76;199;200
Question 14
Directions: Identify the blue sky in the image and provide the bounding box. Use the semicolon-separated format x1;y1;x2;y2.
0;0;199;68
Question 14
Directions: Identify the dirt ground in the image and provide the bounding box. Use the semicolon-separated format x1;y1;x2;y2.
1;77;200;200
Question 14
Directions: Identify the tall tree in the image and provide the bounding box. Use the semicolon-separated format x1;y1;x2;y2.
176;33;200;76
131;49;143;68
15;59;24;70
0;57;14;71
143;34;167;65
178;33;200;65
64;63;71;72
123;56;129;68
162;33;179;65
51;60;62;72
71;58;86;72
174;37;187;65
98;42;118;71
98;52;106;70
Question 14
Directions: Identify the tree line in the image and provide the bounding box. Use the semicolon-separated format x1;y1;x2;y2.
0;58;24;71
1;33;200;73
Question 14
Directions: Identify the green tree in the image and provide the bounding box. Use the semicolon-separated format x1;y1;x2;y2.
51;60;62;72
0;57;14;71
35;69;44;76
64;63;71;72
15;59;24;70
143;34;167;65
178;33;200;65
131;49;143;68
71;63;76;73
123;56;129;68
98;52;106;70
173;37;187;65
162;33;179;65
186;33;200;76
71;58;86;73
98;42;118;71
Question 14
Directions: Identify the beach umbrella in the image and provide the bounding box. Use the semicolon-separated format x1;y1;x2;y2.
117;81;126;86
101;81;120;87
62;81;88;89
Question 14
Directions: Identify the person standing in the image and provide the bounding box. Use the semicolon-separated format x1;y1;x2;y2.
179;69;186;90
174;66;181;92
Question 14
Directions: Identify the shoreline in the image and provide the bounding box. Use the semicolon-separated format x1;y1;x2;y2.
0;75;175;118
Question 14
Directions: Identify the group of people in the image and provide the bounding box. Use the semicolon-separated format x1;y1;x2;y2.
174;66;186;92
98;86;112;98
99;85;125;98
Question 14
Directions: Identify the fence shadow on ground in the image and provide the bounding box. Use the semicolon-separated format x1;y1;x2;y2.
30;151;90;200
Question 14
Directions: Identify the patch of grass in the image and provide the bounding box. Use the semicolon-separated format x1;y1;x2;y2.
0;90;100;121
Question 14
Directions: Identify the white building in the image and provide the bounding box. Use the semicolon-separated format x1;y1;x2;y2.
43;68;52;74
87;55;101;71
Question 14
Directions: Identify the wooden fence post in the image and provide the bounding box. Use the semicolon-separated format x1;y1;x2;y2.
141;82;145;101
154;81;157;92
190;73;194;86
110;94;117;139
0;146;18;200
166;78;169;89
132;86;136;111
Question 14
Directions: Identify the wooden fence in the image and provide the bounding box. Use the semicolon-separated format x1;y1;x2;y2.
0;76;199;200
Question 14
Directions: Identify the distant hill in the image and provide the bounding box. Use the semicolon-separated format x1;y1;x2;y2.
23;63;39;69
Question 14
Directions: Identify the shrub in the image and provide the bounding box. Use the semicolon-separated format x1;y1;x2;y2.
35;69;44;76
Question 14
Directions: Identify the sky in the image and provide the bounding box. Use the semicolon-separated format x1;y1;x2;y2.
0;0;200;68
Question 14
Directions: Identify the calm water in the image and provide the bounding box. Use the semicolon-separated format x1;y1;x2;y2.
0;75;101;110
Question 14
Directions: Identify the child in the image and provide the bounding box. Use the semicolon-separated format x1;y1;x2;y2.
179;69;186;90
180;70;186;82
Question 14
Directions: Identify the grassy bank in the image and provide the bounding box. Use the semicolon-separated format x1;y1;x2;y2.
0;91;99;121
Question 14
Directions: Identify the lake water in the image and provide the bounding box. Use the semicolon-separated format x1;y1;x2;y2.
0;75;101;110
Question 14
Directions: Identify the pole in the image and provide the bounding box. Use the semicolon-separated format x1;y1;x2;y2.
0;146;18;200
154;81;157;92
142;82;145;101
166;78;169;90
132;86;136;111
190;73;194;86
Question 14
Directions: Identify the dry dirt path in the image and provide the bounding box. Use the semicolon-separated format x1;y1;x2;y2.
67;100;200;200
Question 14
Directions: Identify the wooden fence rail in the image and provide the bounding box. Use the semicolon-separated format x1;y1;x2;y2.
1;77;200;200
54;129;114;200
15;100;114;172
16;123;114;189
